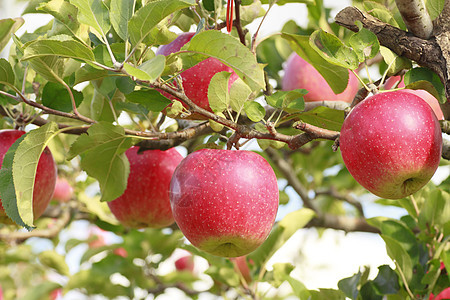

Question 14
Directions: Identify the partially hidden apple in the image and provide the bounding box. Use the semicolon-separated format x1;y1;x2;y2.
169;149;279;257
384;75;444;120
174;254;195;273
282;52;359;102
107;146;183;228
0;130;57;223
430;287;450;300
52;177;73;203
156;32;239;115
340;90;442;199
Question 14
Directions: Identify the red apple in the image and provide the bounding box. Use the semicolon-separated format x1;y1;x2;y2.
50;288;62;300
52;177;73;203
175;254;195;272
156;32;239;115
88;227;106;248
384;76;444;120
430;287;450;300
169;149;279;257
0;130;57;223
282;52;359;102
340;90;442;199
107;147;183;228
113;247;128;257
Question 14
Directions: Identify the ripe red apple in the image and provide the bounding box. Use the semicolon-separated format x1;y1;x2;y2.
384;76;444;120
340;90;442;199
174;254;195;272
282;52;359;102
170;149;279;257
107;147;183;228
88;227;106;248
52;177;73;203
156;32;239;115
430;287;450;300
0;130;57;223
113;247;128;258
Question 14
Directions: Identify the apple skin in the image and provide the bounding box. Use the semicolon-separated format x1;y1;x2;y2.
174;255;195;272
385;76;444;120
282;52;359;102
156;32;239;114
107;147;183;228
430;287;450;300
52;177;73;203
340;90;442;199
169;149;279;257
0;130;57;223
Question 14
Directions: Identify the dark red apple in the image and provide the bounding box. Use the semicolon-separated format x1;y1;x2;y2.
169;149;279;257
282;52;359;102
384;75;444;120
52;177;73;203
175;254;195;272
156;32;239;115
107;147;183;228
340;90;442;199
0;130;57;223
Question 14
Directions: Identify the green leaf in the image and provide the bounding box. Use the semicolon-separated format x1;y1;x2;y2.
75;64;109;85
266;89;306;113
404;67;446;103
425;0;445;20
181;30;265;90
128;0;195;46
249;208;315;266
309;29;359;70
281;33;349;94
38;250;70;276
338;271;361;299
272;263;295;287
0;58;15;88
379;46;412;77
110;0;134;41
21;282;62;300
22;35;95;63
363;2;400;27
208;71;231;113
0;18;24;53
372;265;400;295
37;0;80;33
68;122;135;202
125;89;171;112
380;219;419;264
292;106;345;131
359;281;383;300
419;188;450;229
381;235;413;283
42;82;84;112
0;134;27;228
115;76;136;95
70;0;111;38
244;101;265;122
229;77;252;112
285;276;311;300
138;54;166;81
27;55;65;83
349;26;380;62
13;123;59;228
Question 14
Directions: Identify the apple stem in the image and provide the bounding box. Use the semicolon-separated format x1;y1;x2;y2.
226;0;234;33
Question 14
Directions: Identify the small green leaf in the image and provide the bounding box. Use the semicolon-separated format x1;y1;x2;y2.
426;0;445;20
0;18;24;53
22;35;95;63
115;76;136;95
338;271;361;300
208;71;231;113
349;26;380;62
0;58;15;88
272;263;295;287
291;106;345;131
281;33;349;94
38;250;70;276
38;0;80;33
125;89;171;112
21;282;62;300
363;2;400;27
381;235;413;283
372;265;400;295
27;55;65;83
244;101;265;122
13;123;59;228
404;67;446;103
70;0;111;38
229;77;252;112
128;0;195;46
380;219;419;264
110;0;134;41
0;134;27;228
379;46;412;77
123;63;153;81
68;122;135;202
418;188;450;230
181;30;265;90
42;82;84;112
138;55;166;81
309;29;359;70
266;89;306;112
